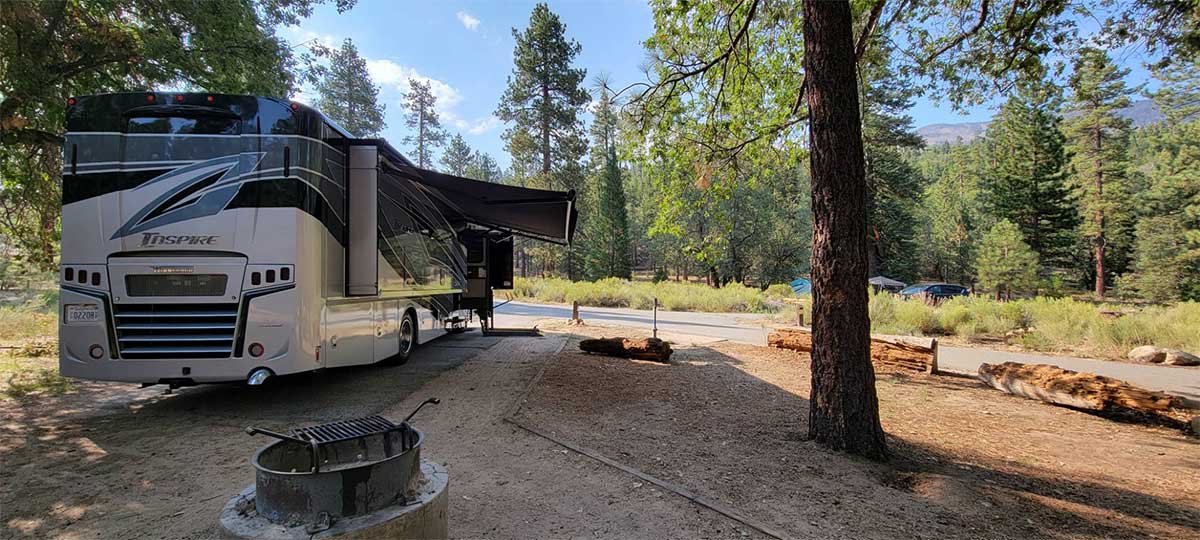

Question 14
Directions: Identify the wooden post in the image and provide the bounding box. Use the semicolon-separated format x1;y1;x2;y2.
572;301;579;322
797;305;805;327
653;297;658;339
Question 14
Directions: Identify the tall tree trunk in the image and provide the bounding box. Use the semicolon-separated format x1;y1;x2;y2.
802;0;887;460
418;112;426;168
541;83;551;177
1093;126;1105;297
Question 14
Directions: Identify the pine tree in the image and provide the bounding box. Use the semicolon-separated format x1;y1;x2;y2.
983;77;1078;272
496;3;589;183
914;142;987;285
1148;58;1200;124
401;79;447;169
496;2;590;279
1064;47;1135;297
314;38;386;137
585;146;632;279
466;152;503;182
440;133;474;175
977;220;1040;300
860;44;925;283
1121;59;1200;301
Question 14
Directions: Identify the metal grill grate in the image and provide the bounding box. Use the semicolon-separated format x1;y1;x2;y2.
291;415;399;445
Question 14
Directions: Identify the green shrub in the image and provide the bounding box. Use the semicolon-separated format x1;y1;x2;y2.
510;278;1200;360
763;283;795;301
509;277;778;313
0;288;57;345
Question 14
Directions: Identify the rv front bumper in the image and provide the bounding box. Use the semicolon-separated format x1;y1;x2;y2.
58;286;312;384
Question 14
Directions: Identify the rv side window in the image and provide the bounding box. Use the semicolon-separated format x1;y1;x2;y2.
127;116;241;135
322;122;344;144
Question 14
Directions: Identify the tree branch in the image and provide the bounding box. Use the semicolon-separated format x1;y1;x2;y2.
919;0;991;67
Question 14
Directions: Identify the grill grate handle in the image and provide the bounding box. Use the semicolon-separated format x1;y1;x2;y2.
404;398;441;423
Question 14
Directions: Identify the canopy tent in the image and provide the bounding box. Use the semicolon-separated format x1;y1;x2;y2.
869;276;907;292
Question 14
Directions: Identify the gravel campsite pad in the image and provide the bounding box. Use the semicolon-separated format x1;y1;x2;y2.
512;325;1200;540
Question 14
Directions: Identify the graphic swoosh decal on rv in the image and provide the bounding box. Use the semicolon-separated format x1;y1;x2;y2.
110;154;262;240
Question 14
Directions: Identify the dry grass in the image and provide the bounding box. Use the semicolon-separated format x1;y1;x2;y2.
0;356;72;399
510;277;778;313
867;292;1200;359
0;290;68;399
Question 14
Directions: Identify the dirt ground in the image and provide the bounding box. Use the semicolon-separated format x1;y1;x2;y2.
514;324;1199;539
2;324;1197;539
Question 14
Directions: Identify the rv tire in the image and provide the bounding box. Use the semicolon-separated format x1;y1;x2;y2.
385;310;418;366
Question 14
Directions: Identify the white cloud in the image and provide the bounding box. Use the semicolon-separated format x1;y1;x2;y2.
281;26;338;49
456;11;481;31
290;87;314;105
366;59;462;109
465;116;500;135
272;31;500;136
365;59;499;136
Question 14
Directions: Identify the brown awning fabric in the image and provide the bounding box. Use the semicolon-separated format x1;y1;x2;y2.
365;138;576;245
384;163;577;245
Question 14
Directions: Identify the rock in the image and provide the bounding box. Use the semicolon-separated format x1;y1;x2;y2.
1163;349;1200;366
1192;416;1200;435
1128;345;1166;364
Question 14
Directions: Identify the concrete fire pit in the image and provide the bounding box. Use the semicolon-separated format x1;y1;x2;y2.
219;402;448;539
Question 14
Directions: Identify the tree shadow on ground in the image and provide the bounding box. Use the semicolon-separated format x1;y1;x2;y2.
0;331;501;539
517;336;1200;540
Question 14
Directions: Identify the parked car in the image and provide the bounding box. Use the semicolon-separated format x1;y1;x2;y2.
898;283;969;302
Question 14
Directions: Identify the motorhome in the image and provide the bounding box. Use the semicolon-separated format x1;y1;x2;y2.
58;92;575;387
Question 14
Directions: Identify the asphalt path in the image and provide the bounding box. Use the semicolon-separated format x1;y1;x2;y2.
494;300;1200;402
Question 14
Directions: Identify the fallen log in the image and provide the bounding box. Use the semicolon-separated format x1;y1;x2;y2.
977;362;1182;412
767;327;937;373
579;337;673;363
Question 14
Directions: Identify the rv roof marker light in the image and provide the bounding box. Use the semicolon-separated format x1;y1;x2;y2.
145;94;155;103
175;94;184;103
290;102;301;111
67;97;77;106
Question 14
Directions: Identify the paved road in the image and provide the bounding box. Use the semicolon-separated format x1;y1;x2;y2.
494;301;1200;402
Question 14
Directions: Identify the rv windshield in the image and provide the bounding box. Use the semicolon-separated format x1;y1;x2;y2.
127;116;240;135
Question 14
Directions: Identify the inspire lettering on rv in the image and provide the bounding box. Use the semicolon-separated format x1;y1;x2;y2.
139;232;220;246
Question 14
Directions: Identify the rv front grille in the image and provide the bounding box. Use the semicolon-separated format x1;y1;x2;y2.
113;303;238;359
125;274;228;297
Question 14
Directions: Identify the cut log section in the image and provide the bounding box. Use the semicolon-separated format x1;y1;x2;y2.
977;362;1183;412
767;327;937;373
579;337;673;363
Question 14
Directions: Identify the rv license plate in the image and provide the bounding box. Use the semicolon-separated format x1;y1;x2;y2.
66;304;101;324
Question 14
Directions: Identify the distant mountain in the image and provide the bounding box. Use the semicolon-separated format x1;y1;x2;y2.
915;122;989;145
1118;99;1164;127
916;99;1164;146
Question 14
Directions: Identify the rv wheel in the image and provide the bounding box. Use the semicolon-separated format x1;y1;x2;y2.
392;311;418;365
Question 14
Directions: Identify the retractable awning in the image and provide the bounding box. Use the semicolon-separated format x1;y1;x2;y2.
387;165;577;245
367;139;577;245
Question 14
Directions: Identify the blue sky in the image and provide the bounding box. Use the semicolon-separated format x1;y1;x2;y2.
282;1;1159;168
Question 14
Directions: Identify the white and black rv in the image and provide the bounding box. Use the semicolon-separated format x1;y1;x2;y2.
58;92;575;387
